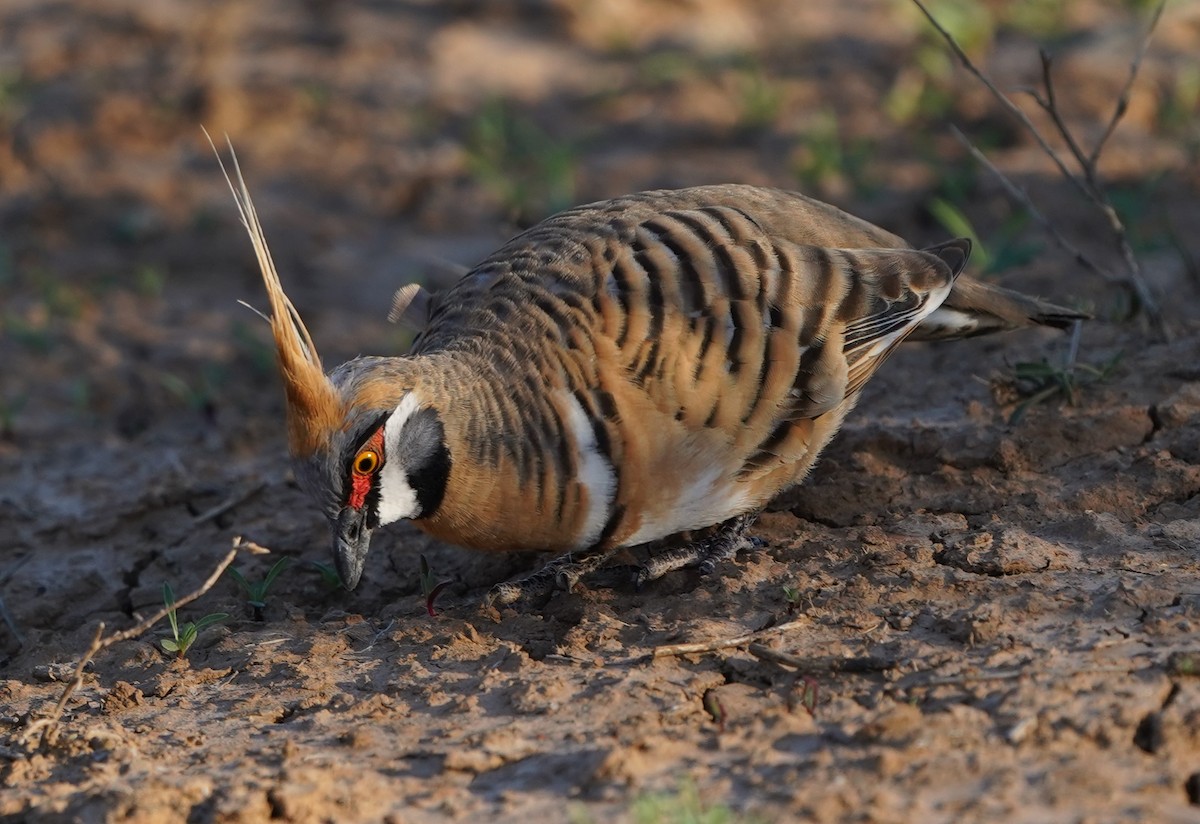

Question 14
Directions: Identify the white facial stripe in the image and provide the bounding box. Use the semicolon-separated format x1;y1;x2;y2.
375;393;422;525
561;393;617;550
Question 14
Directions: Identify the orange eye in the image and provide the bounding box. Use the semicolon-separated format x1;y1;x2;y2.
353;450;379;475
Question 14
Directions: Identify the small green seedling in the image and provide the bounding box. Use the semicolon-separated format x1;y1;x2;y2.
160;582;228;659
465;99;576;225
782;584;802;614
794;676;819;716
734;62;783;131
227;556;291;620
926;197;1039;275
1167;651;1199;678
926;197;988;269
419;554;451;617
1008;351;1122;424
309;560;343;590
702;690;727;734
631;778;748;824
792;110;876;199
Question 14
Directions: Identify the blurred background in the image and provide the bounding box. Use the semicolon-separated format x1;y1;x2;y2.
0;0;1197;462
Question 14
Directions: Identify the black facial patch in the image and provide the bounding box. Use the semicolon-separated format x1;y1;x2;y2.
364;479;383;529
395;406;452;519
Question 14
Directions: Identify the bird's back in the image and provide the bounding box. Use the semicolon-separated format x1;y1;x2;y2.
406;186;968;552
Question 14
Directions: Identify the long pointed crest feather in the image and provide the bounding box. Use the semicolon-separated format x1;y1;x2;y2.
206;129;342;457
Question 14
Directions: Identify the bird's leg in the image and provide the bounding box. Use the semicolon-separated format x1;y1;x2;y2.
635;512;760;588
486;513;762;606
486;545;620;607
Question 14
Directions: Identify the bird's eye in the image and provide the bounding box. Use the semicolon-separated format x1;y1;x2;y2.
353;450;379;475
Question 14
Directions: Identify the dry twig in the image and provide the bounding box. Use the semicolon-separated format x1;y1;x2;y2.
949;126;1113;283
19;538;256;750
911;0;1169;338
893;663;1136;691
909;0;1088;196
649;619;807;659
747;643;899;674
192;482;266;525
1089;0;1168;168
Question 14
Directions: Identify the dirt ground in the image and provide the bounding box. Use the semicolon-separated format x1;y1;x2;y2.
3;1;1200;821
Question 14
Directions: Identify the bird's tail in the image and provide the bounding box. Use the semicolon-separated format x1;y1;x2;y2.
909;269;1089;342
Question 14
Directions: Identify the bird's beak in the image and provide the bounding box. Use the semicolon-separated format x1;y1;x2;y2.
334;508;372;591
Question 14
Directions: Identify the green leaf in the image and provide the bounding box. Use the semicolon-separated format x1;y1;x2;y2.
163;582;179;641
309;561;342;589
227;567;253;597
927;197;990;271
192;613;229;633
230;557;291;608
180;624;198;647
261;556;289;590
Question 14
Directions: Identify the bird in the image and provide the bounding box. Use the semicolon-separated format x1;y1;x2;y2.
213;142;1085;606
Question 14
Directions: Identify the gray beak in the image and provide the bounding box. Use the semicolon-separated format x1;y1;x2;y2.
334;508;372;591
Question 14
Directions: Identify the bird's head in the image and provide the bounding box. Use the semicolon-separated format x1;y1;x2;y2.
213;139;450;590
295;363;452;591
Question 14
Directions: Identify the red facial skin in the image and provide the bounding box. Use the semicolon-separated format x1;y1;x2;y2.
347;429;385;510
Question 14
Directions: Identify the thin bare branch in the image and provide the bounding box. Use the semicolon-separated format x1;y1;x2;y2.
949;127;1114;282
913;0;1170;339
1035;49;1164;337
21;540;244;750
192;482;266;525
104;545;239;649
232;535;274;556
1090;0;1168;167
894;663;1135;690
909;0;1091;202
43;623;105;731
1036;50;1095;190
1107;204;1163;333
650;619;807;659
747;644;899;674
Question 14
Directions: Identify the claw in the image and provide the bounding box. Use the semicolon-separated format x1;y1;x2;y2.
482;547;618;608
634;566;651;591
555;568;582;593
486;582;524;607
483;515;763;605
634;512;762;585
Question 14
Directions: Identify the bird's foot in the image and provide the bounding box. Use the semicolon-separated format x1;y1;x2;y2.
634;512;760;588
485;548;617;607
485;513;763;607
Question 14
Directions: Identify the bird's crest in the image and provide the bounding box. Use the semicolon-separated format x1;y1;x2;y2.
207;130;343;458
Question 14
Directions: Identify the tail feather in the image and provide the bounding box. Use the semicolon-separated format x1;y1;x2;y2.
910;273;1089;342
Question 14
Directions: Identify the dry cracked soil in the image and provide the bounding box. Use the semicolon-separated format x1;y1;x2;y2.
3;1;1200;822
